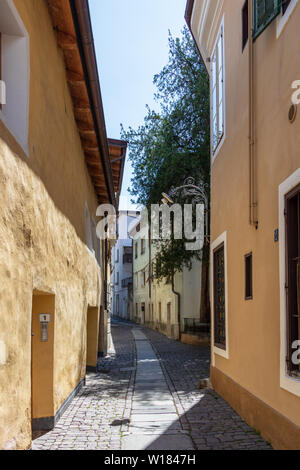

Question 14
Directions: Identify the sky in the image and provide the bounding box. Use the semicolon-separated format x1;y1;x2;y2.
89;0;187;210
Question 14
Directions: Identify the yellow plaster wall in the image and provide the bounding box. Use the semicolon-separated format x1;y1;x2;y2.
0;0;103;450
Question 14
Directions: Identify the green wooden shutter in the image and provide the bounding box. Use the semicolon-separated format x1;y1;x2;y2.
253;0;281;39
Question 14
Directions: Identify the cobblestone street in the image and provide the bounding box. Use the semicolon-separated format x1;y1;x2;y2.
33;321;272;451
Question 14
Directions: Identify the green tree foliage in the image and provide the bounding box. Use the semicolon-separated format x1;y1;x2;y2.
121;26;210;281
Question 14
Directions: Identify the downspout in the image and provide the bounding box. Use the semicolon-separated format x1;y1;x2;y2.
249;0;258;229
172;273;181;341
131;236;134;322
148;227;151;300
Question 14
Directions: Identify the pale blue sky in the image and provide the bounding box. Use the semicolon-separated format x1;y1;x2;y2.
89;0;187;210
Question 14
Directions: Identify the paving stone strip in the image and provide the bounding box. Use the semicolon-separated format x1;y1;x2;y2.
122;329;195;451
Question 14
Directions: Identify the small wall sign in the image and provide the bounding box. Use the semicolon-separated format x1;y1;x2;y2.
39;314;51;323
274;229;279;243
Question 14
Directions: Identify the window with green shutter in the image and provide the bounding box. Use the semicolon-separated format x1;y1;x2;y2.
253;0;281;39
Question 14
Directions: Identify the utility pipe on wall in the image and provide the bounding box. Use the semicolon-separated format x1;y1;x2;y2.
172;274;181;341
249;0;258;229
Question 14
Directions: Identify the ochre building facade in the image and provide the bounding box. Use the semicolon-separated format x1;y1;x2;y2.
186;0;300;449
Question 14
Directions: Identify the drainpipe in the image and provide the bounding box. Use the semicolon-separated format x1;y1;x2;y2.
249;0;258;229
148;227;151;300
172;273;181;341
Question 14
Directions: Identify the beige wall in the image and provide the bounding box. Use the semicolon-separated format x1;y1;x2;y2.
0;0;104;450
191;0;300;446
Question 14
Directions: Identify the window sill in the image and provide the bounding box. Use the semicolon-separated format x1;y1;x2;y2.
213;344;229;360
0;110;29;157
212;134;226;164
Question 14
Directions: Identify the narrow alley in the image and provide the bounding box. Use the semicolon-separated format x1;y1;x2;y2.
32;321;271;451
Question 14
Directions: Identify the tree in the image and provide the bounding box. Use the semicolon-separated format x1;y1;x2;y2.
121;27;210;319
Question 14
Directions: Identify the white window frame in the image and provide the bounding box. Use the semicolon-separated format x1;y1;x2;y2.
277;0;299;38
211;231;229;365
279;169;300;397
0;0;30;155
211;16;226;162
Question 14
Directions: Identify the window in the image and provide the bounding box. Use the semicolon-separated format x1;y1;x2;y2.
213;243;226;349
0;0;30;153
245;253;253;300
253;0;281;39
116;295;119;315
159;302;162;323
282;0;291;15
135;241;138;259
141;238;145;255
211;21;225;156
115;272;119;286
140;271;146;288
135;273;138;289
285;185;300;377
123;246;132;264
242;0;249;51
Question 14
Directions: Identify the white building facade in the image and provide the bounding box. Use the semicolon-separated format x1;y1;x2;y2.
111;211;138;320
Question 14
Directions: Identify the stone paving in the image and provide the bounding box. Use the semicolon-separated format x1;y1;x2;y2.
33;320;272;450
32;322;136;450
141;327;272;450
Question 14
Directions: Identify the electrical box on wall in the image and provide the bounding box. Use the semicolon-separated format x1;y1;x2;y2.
39;313;51;342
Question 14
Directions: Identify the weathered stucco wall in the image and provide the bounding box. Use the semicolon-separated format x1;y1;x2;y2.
0;0;103;450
